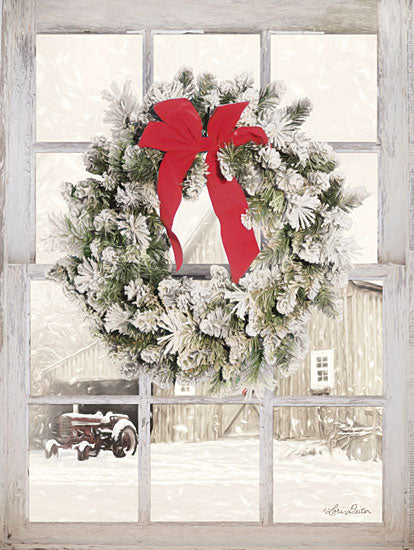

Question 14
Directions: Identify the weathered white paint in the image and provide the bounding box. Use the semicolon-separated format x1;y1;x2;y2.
1;1;413;549
3;543;407;550
329;142;380;152
12;522;406;549
35;0;378;34
0;0;6;542
1;0;35;543
4;265;29;540
260;30;271;91
137;32;153;524
27;394;386;407
408;247;414;545
378;0;409;264
33;141;380;154
382;266;407;535
138;374;151;523
34;141;90;153
259;389;273;525
142;29;153;97
26;262;391;281
406;1;414;545
4;0;35;264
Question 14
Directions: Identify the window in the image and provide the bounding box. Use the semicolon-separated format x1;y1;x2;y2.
174;381;196;396
310;350;334;391
1;1;410;548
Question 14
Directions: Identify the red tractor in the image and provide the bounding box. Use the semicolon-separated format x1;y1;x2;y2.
44;410;138;461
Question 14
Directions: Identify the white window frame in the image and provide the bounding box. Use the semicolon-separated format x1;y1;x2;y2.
0;1;411;549
310;349;334;391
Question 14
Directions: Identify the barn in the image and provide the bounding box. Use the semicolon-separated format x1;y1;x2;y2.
31;277;383;459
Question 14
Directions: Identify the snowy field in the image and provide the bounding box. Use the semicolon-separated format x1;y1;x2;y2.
30;439;381;523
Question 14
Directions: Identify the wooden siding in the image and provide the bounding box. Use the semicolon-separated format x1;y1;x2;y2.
152;281;383;443
276;281;383;397
35;281;383;444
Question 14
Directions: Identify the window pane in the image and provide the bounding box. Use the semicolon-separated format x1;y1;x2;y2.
173;188;227;264
273;407;382;522
154;34;260;84
173;190;260;264
30;404;138;521
271;35;377;141
151;404;259;521
337;152;378;264
275;281;383;396
36;153;88;264
36;35;142;141
30;281;136;396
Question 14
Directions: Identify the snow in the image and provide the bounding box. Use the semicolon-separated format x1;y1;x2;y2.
62;411;122;423
62;412;104;418
29;439;381;523
30;450;139;522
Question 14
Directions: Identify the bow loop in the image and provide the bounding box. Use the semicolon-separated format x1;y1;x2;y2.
139;121;195;152
154;98;203;147
207;102;249;146
232;126;269;148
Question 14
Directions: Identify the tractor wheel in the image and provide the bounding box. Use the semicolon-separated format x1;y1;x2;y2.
89;446;101;458
77;442;91;461
112;422;138;458
44;439;59;459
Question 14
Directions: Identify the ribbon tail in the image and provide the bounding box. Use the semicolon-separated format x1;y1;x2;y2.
205;151;260;284
157;151;196;271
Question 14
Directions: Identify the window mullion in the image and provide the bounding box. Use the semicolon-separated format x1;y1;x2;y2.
271;395;385;407
137;31;154;525
378;0;408;263
6;264;30;537
27;263;391;284
382;264;406;534
260;30;271;90
259;389;274;525
34;142;89;153
27;395;142;405
142;29;153;96
329;142;379;153
6;0;36;264
33;141;380;155
138;374;152;524
258;32;274;526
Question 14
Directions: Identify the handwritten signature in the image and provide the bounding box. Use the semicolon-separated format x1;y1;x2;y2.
323;503;372;516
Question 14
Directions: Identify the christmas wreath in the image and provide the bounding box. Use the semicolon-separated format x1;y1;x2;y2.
49;68;366;393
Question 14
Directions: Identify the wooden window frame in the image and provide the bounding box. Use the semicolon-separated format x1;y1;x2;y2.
0;1;412;549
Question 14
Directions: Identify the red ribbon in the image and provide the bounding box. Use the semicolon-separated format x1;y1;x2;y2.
138;98;268;283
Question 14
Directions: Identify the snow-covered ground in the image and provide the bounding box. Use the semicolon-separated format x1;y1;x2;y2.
29;439;381;523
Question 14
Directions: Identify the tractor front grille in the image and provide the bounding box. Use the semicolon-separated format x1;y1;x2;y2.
58;416;72;439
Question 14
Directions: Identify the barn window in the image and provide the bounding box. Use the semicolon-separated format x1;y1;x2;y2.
174;381;196;396
310;350;334;391
1;1;411;549
316;357;329;382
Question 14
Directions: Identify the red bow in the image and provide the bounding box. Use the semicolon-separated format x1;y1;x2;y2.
138;98;268;283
